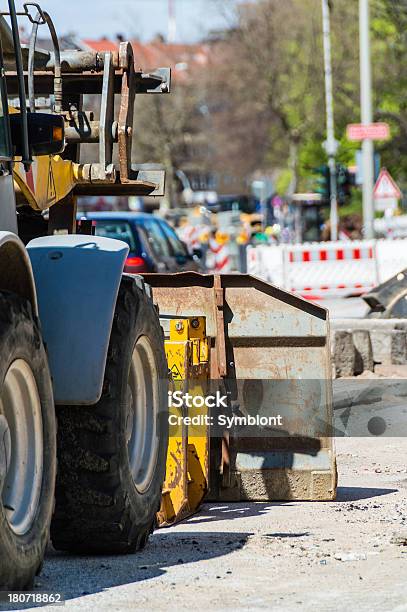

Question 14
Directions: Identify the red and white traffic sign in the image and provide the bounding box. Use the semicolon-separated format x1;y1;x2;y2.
373;169;402;200
346;122;390;141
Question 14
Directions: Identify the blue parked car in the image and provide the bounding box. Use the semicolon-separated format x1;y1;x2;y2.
78;212;205;274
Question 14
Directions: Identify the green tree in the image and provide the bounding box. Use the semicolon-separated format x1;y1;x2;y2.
208;0;406;198
132;0;406;209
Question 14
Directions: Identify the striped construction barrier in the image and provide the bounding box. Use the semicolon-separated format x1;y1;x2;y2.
286;241;377;299
247;238;407;300
208;238;231;273
179;225;202;254
288;245;374;263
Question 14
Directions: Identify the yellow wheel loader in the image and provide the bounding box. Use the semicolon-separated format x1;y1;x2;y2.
0;0;170;589
0;0;336;591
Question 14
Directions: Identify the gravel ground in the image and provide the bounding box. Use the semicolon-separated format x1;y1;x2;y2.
2;412;406;611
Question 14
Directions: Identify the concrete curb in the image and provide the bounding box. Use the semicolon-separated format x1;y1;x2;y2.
331;318;407;377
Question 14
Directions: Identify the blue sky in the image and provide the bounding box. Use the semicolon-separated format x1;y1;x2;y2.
14;0;238;42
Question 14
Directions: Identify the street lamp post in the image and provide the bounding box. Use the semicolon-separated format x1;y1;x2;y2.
168;0;177;43
321;0;339;241
359;0;375;239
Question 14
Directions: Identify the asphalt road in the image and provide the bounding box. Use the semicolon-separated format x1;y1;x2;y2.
10;438;405;612
2;382;406;612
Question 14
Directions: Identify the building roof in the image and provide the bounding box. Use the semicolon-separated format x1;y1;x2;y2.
82;38;119;53
83;38;210;80
132;41;208;70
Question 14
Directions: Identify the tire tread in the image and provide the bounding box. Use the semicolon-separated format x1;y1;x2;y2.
51;276;168;554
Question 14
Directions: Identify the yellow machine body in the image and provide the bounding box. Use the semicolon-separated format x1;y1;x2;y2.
8;104;77;211
13;155;77;211
158;316;210;526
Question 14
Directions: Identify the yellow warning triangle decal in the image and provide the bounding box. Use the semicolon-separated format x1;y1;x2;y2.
170;363;182;380
47;161;57;201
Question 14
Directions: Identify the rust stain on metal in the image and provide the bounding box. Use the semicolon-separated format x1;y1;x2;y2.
118;42;135;183
167;451;183;489
144;272;336;503
213;275;227;378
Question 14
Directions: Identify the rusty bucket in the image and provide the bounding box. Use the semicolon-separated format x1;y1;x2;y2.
144;272;336;502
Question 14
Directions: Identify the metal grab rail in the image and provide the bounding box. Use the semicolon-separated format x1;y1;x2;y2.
28;8;61;113
7;0;30;168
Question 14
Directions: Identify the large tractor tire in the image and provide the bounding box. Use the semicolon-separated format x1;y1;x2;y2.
51;276;168;553
0;292;56;590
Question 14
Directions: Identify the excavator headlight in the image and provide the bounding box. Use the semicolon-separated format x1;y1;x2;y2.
10;112;65;157
52;125;63;143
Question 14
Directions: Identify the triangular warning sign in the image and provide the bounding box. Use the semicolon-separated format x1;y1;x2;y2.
373;169;402;200
47;162;56;201
170;363;182;380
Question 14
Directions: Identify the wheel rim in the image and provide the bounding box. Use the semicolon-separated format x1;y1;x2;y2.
0;360;43;535
126;336;159;493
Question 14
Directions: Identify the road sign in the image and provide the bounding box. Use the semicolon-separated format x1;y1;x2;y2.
373;169;402;200
346;122;390;141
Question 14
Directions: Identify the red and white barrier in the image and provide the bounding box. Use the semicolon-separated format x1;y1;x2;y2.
247;239;407;300
179;225;201;254
208;238;231;273
286;241;377;299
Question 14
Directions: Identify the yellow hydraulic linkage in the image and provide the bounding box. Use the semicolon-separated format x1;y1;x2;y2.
158;316;210;526
2;12;170;224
